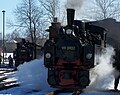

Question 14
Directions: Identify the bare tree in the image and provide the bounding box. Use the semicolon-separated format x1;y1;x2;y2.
5;31;20;42
39;0;60;22
85;0;120;20
14;0;48;43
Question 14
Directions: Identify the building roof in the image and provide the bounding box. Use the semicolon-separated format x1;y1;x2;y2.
91;18;120;49
0;38;47;53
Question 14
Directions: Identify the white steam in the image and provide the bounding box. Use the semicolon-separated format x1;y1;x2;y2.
65;0;87;20
66;0;86;9
86;46;117;91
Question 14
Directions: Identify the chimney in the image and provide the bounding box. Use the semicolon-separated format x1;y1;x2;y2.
67;9;75;26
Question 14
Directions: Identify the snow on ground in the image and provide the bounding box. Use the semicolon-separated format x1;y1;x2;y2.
0;86;119;95
15;57;51;91
0;47;120;95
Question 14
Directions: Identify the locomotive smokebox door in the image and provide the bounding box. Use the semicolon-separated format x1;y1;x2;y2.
83;45;95;68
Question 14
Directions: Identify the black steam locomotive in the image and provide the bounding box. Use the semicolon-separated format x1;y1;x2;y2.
44;9;106;91
13;39;35;67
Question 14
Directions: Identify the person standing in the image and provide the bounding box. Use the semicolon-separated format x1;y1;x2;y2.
0;55;2;66
113;49;120;91
114;72;120;91
8;55;13;68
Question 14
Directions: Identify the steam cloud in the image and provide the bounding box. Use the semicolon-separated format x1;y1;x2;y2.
85;46;117;91
66;0;86;9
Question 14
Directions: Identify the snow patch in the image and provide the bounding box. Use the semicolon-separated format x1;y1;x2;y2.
15;57;51;91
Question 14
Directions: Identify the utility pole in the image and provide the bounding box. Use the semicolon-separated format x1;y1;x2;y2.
2;10;5;64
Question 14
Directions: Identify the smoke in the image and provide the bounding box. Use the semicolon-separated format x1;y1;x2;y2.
65;0;86;9
65;0;87;20
85;46;117;91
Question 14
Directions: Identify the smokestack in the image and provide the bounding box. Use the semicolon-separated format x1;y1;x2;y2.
67;9;75;26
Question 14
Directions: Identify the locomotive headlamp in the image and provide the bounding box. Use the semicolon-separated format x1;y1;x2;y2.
30;54;32;57
66;29;72;34
86;53;92;59
45;53;51;59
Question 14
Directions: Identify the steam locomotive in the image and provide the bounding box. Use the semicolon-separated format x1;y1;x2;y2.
13;39;35;67
44;9;106;91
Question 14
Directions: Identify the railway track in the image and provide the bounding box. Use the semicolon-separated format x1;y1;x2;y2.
0;68;83;94
0;68;19;91
45;89;82;95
